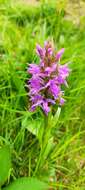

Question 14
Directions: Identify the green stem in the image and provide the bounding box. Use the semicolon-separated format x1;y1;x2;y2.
33;114;52;176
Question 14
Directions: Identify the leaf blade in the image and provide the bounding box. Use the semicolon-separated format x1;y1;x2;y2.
0;146;11;186
3;177;48;190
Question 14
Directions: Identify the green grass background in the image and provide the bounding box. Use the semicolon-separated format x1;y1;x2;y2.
0;0;85;189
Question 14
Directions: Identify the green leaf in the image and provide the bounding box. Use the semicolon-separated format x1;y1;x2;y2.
52;107;61;128
40;137;54;166
22;115;43;137
0;146;11;186
3;177;48;190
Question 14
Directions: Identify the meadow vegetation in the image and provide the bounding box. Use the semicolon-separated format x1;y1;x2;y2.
0;0;85;189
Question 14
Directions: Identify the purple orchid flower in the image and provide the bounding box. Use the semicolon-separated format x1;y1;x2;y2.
28;64;40;75
47;79;60;100
56;48;65;60
28;77;44;95
30;95;55;115
27;41;70;115
44;64;57;76
36;44;45;59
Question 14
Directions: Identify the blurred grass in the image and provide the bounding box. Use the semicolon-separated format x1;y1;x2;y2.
0;0;85;189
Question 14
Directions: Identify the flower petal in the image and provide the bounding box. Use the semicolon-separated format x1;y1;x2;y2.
36;44;45;58
56;48;65;60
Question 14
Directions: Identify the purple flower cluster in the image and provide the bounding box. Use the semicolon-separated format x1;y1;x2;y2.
27;41;70;115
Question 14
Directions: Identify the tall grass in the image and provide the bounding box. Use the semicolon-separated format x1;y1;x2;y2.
0;0;85;189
